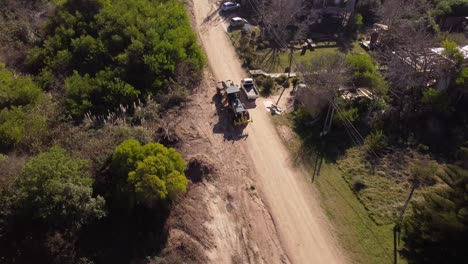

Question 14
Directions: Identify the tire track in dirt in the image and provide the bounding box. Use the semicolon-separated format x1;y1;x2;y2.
169;66;290;264
190;0;348;263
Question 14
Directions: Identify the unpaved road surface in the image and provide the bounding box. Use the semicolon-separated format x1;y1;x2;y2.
181;0;348;263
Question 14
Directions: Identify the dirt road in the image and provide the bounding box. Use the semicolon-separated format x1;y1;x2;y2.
189;1;348;264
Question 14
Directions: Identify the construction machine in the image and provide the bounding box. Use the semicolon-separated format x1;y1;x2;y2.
217;80;252;126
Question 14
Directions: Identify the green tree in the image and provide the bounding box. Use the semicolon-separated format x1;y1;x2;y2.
402;162;468;263
0;64;42;109
335;107;359;123
29;0;205;117
355;13;364;29
112;139;187;204
364;130;387;152
455;66;468;88
442;39;464;67
15;147;106;228
347;53;375;79
432;0;468;20
65;70;140;117
0;107;25;150
0;65;47;151
347;53;387;96
421;88;451;115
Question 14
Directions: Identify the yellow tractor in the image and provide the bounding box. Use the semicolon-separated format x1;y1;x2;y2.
217;80;252;126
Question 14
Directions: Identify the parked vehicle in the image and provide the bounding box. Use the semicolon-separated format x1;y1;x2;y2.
217;80;251;126
230;17;248;27
241;78;259;100
221;2;241;11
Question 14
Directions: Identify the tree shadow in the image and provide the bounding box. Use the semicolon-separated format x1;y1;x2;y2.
0;218;50;264
293;111;353;163
76;203;170;264
73;165;171;263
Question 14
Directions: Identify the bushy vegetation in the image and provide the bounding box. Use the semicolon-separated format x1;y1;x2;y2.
255;75;277;96
431;0;468;18
112;139;187;204
0;0;202;262
15;147;106;228
283;2;468;262
421;87;451;115
347;53;387;96
28;0;205;117
403;147;468;263
0;64;47;151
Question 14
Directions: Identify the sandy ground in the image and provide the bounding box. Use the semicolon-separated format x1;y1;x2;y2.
165;0;348;263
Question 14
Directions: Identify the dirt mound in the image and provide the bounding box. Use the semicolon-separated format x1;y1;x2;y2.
185;155;218;183
158;229;208;264
164;184;213;264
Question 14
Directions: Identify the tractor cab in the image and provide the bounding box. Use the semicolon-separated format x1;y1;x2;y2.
220;81;251;126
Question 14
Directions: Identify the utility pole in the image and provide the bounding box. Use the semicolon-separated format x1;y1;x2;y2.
287;44;294;79
393;183;417;264
275;44;294;106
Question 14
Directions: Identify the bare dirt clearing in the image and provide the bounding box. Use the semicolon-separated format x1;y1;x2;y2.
163;69;288;263
164;0;348;263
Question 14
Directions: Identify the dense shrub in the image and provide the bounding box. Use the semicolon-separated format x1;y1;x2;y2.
0;65;47;151
65;70;140;117
0;64;42;108
403;161;468;263
421;88;451;115
112;139;187;204
347;53;387;96
442;39;464;67
335;107;359;123
261;76;275;95
364;130;387;152
355;0;381;26
28;0;205;117
432;0;468;19
15;147;106;228
0;107;26;149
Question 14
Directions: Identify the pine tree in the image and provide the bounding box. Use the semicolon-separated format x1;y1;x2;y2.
402;148;468;263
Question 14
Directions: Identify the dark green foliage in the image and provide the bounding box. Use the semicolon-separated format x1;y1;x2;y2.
347;53;387;96
0;155;23;236
112;139;187;204
291;106;313;131
262;76;275;95
275;75;290;88
364;130;387;152
455;67;468;88
29;0;205;117
0;65;47;151
402;156;468;263
355;13;364;28
15;147;106;229
355;0;381;26
432;0;468;18
335;107;359;123
442;39;464;67
65;70;140;117
0;64;42;109
254;75;276;96
421;88;451;115
0;107;25;149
